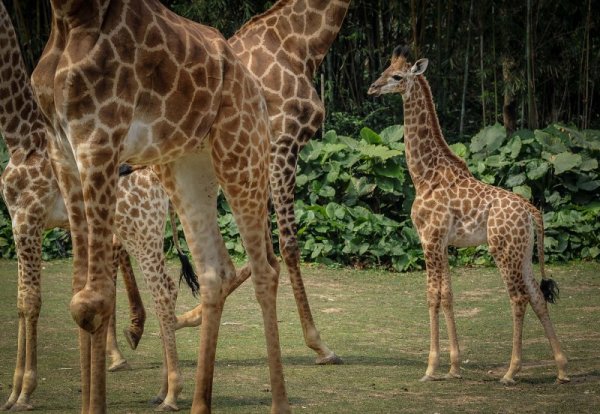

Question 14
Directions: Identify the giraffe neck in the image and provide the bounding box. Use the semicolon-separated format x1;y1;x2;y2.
232;0;350;77
402;76;471;191
49;0;108;28
0;2;46;156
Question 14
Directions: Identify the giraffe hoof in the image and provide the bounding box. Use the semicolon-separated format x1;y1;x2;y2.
149;396;165;406
123;327;142;350
444;372;462;380
156;402;179;412
0;402;14;411
556;376;570;384
315;352;343;365
500;377;516;386
108;359;130;372
419;375;439;382
7;402;33;411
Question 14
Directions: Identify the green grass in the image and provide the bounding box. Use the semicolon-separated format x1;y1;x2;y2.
1;259;599;413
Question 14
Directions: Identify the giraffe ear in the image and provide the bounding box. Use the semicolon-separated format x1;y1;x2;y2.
410;58;429;75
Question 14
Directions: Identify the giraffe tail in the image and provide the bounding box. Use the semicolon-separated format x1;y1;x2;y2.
527;202;559;303
169;202;199;297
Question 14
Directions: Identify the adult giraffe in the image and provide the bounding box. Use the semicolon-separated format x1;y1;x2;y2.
0;2;143;409
0;2;202;410
31;1;288;413
368;46;569;385
176;0;351;366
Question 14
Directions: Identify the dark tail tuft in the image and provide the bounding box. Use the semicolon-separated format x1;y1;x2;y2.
177;250;199;297
540;278;560;304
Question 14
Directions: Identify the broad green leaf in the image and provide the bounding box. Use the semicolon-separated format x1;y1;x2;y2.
449;142;468;159
296;174;308;187
326;162;341;183
587;246;600;258
360;127;383;144
318;185;335;198
484;155;507;168
477;161;486;174
550;152;582;174
534;130;568;154
580;157;598;172
505;173;526;187
577;179;600;191
481;174;495;184
509;136;522;158
338;135;359;150
373;161;405;179
512;128;536;141
349;177;377;197
470;123;506;153
512;185;532;200
357;143;403;160
526;160;549;180
379;125;404;144
376;177;397;193
322;130;338;143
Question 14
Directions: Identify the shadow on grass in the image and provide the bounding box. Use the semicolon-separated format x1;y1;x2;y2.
127;354;423;371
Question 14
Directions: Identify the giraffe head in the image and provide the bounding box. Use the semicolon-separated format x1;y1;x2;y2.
368;46;429;101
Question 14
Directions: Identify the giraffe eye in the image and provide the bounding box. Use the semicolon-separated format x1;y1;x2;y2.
392;74;403;81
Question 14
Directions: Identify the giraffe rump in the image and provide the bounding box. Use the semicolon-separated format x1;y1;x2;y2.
540;278;560;304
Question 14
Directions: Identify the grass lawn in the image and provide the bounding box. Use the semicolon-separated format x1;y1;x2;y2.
0;259;599;413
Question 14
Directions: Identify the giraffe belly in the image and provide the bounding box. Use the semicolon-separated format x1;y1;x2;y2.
121;120;206;165
448;225;488;248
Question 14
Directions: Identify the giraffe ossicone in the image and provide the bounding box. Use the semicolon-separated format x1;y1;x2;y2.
368;46;569;385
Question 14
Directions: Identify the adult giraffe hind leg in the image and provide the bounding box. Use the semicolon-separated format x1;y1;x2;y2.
174;221;275;330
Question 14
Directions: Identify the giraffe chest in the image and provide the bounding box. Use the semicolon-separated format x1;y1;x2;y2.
446;195;493;247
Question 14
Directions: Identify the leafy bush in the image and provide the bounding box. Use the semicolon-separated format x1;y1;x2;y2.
0;123;598;270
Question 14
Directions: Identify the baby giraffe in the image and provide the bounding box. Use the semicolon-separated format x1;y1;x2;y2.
368;46;569;385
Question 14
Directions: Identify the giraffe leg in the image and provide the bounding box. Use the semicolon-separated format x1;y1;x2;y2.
117;244;146;351
419;242;445;382
220;159;290;414
56;134;120;414
142;257;181;411
175;223;274;330
113;188;181;411
106;309;129;372
489;228;528;385
441;271;461;379
1;226;42;412
155;155;232;414
500;295;527;385
270;141;340;365
523;260;569;383
107;239;129;372
174;265;251;330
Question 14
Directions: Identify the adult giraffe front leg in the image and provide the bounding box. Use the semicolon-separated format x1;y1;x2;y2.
46;127;120;413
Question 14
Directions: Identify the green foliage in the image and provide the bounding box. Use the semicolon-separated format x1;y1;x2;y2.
0;123;597;270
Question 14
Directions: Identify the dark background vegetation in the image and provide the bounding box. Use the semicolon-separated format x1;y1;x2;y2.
0;0;598;270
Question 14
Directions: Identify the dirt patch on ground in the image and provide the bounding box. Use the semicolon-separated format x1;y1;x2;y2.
455;307;481;317
321;307;344;314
